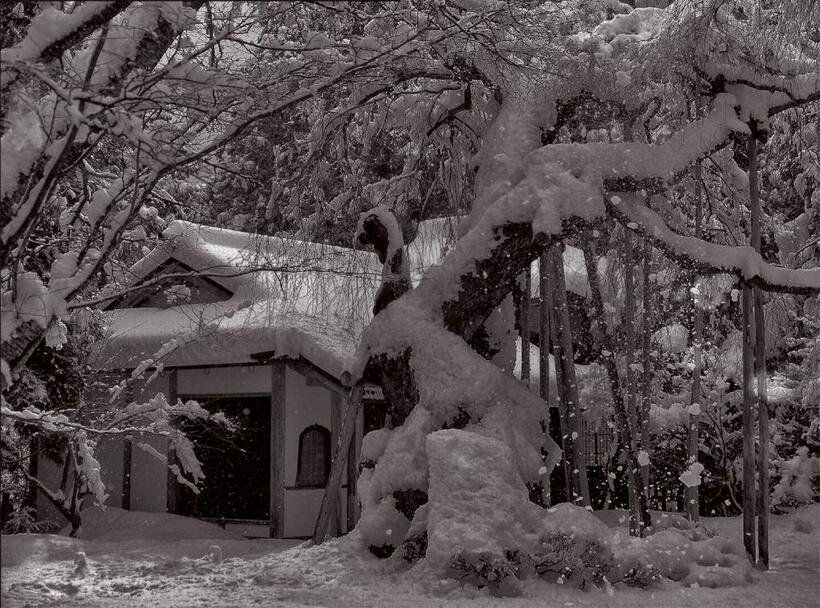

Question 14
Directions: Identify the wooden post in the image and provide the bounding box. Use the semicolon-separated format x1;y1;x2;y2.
346;405;362;531
640;236;653;497
548;249;573;502
623;227;641;535
539;253;552;506
549;246;591;509
122;371;133;510
270;361;286;538
122;438;132;510
314;385;365;544
166;369;178;514
749;129;769;569
687;160;704;522
329;392;343;537
520;270;531;386
26;437;39;512
582;236;652;534
741;284;757;564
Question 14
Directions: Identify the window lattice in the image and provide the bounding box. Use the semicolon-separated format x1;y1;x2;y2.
296;425;330;487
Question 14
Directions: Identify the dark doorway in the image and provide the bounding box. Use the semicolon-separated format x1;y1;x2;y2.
176;394;271;521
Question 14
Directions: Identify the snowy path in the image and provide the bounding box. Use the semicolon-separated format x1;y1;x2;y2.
2;505;818;607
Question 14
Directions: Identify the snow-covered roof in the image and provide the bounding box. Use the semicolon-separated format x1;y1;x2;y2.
90;220;383;378
90;217;593;377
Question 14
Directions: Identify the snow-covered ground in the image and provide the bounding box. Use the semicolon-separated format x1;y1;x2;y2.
1;505;818;607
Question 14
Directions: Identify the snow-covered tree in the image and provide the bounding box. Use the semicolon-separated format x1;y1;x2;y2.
1;0;818;591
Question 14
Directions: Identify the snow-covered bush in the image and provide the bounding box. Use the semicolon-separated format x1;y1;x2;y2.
770;447;820;513
1;321;231;534
1;505;59;535
527;532;615;590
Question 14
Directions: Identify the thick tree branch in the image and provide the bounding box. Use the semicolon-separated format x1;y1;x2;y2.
608;193;820;295
0;1;132;94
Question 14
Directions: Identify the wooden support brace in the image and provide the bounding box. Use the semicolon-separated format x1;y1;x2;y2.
313;385;365;545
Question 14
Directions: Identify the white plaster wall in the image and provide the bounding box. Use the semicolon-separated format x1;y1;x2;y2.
283;487;324;537
282;366;350;537
284;366;332;487
177;365;271;395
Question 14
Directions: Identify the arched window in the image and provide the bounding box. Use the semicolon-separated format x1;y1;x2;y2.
296;425;331;487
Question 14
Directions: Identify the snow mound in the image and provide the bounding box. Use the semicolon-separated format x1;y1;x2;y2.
360;428;393;464
425;429;541;568
66;506;245;542
424;429;543;595
613;526;751;588
421;430;752;592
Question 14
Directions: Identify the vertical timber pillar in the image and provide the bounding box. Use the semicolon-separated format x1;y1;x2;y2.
640;236;653;498
749;129;769;569
519;270;531;386
270;361;286;538
539;253;552;506
623;227;641;535
346;401;362;531
122;371;133;511
330;392;343;537
742;285;757;564
687;160;704;523
550;245;591;509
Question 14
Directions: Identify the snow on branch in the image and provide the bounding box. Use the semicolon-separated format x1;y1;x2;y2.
383;93;816;348
0;1;132;89
608;193;820;295
704;64;820;118
528;93;749;185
